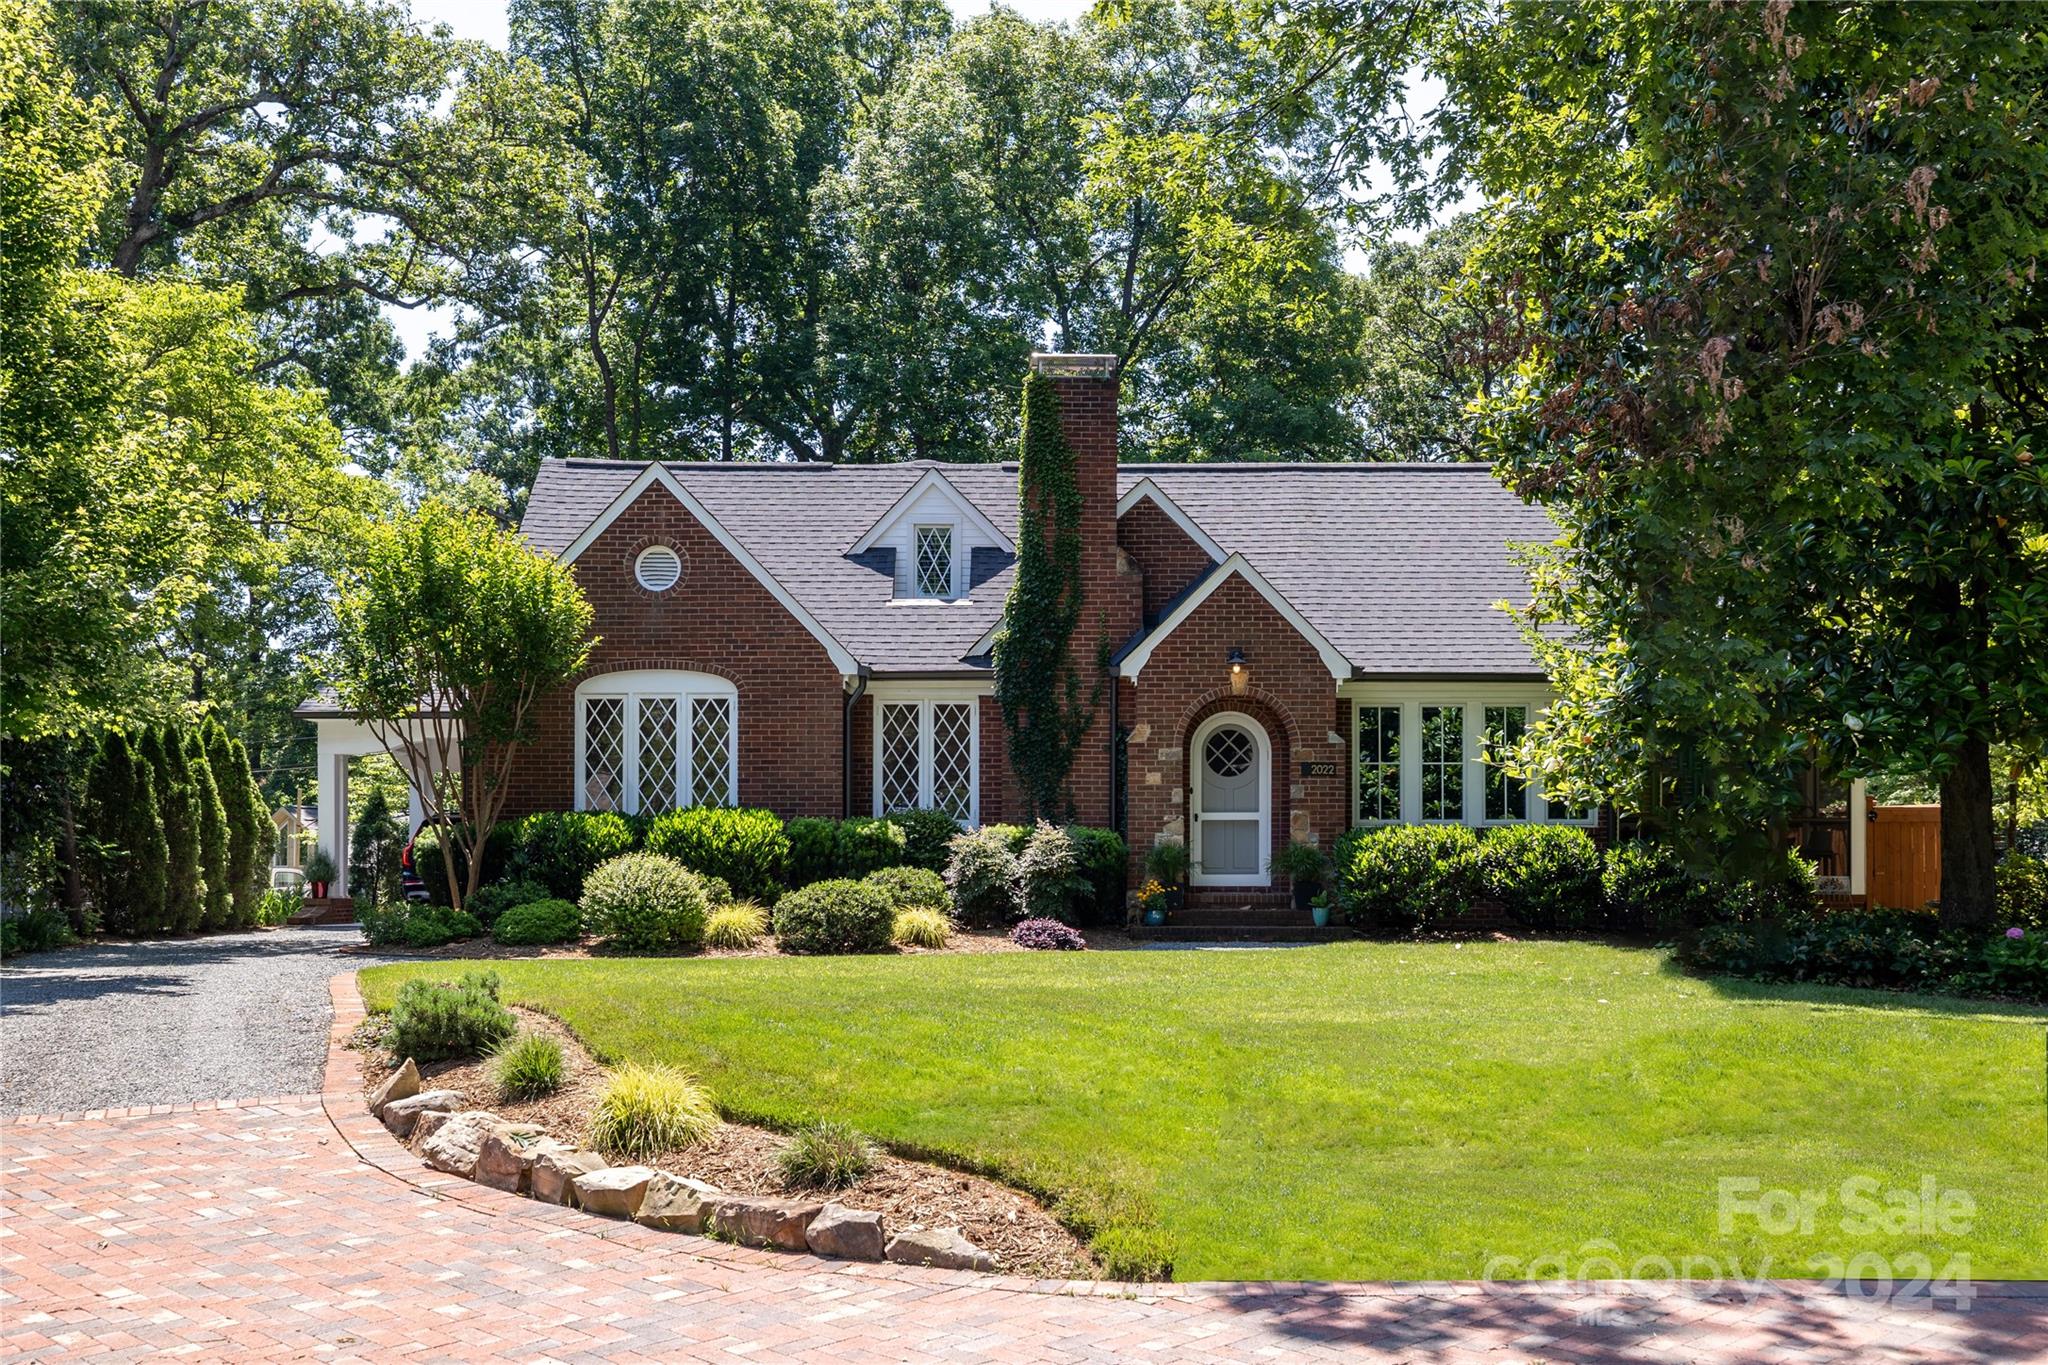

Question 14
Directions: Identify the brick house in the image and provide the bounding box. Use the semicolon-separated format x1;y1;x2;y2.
316;352;1784;905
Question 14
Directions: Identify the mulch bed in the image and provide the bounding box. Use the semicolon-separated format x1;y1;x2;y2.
337;926;1143;960
355;1007;1096;1279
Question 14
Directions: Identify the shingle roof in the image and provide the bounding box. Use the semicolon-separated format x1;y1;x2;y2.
521;458;1555;677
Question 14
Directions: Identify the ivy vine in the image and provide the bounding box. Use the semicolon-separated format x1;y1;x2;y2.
992;372;1106;820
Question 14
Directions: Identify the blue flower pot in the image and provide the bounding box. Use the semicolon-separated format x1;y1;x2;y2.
1142;907;1167;927
1311;905;1330;928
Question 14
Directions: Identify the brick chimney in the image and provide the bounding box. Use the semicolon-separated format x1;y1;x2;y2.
1027;353;1141;825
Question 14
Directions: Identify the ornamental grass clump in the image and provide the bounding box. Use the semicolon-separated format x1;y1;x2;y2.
704;900;769;950
388;970;515;1061
588;1062;719;1161
776;1120;878;1191
891;906;951;949
580;852;709;950
492;1032;567;1100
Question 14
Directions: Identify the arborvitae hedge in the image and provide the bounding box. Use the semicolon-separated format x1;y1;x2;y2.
142;725;205;933
205;722;270;927
349;787;407;907
186;729;232;929
82;730;170;935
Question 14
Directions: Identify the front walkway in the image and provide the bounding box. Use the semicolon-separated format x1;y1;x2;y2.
1;976;2041;1363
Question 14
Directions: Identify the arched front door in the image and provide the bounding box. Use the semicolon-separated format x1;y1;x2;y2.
1190;712;1271;887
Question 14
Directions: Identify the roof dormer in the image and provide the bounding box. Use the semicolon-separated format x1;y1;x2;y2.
849;468;1013;601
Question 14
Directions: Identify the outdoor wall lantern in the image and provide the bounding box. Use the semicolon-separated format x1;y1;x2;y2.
1227;647;1249;694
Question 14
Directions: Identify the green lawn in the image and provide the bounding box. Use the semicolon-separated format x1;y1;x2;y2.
360;941;2048;1282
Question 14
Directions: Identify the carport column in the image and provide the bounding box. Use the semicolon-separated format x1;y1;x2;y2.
318;743;350;899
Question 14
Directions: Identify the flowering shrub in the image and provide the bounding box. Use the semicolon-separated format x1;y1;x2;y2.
1011;917;1085;951
946;825;1021;924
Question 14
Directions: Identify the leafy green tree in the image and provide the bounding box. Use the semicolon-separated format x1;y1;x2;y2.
186;727;233;929
1437;1;2048;921
992;373;1104;819
1351;216;1505;461
82;730;170;936
329;502;595;907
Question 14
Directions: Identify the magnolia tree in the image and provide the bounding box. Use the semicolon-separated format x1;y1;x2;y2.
1434;0;2048;923
330;503;594;908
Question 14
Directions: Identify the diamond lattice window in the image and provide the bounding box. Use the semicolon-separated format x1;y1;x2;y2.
929;703;974;821
690;696;734;806
914;525;954;598
582;696;625;812
637;697;680;814
880;703;923;812
1205;727;1253;778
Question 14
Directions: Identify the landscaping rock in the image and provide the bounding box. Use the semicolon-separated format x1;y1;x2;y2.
412;1107;460;1144
572;1165;658;1218
531;1149;607;1206
805;1203;885;1261
368;1058;420;1116
421;1111;501;1178
380;1088;464;1138
634;1173;722;1233
885;1226;998;1273
473;1124;561;1195
709;1194;823;1252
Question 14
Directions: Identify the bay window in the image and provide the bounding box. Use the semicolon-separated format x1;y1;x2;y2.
577;671;737;814
1419;705;1465;821
1349;693;1594;828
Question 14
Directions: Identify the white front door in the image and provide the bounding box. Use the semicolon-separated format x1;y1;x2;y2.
1191;713;1270;886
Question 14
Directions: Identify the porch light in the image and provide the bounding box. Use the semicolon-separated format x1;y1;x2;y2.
1227;647;1246;675
1227;647;1249;695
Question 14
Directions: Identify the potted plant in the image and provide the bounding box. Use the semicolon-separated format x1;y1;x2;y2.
1274;840;1330;912
1144;839;1190;910
1308;892;1332;929
1135;879;1171;927
304;847;337;899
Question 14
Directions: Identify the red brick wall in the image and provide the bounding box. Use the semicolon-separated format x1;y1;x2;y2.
1117;495;1215;622
1121;576;1349;891
501;484;848;820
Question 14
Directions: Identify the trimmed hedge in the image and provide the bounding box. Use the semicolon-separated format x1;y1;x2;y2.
785;817;840;887
466;878;552;927
643;806;791;902
503;810;635;899
1333;824;1480;928
1476;825;1601;929
581;852;710;951
493;897;583;945
864;865;949;912
835;817;907;879
772;878;895;954
1677;910;2045;1002
1601;842;1715;933
886;809;961;872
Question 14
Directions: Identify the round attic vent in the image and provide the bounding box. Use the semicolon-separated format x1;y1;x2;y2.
635;545;682;592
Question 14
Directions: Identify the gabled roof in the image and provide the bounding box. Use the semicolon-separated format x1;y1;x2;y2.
847;467;1014;556
1115;553;1350;680
520;458;1556;678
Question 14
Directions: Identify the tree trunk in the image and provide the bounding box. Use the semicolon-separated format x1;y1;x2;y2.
57;780;86;930
1938;736;1998;929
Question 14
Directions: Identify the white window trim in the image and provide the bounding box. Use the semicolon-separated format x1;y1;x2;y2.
911;522;959;600
1341;685;1597;829
1189;710;1272;887
869;682;985;825
575;670;738;814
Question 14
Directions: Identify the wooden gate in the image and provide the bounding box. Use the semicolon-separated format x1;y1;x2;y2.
1867;805;1941;910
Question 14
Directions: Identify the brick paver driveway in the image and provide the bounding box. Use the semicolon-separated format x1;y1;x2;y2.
2;974;2043;1363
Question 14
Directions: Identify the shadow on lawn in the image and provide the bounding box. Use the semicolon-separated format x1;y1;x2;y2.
1655;956;2048;1021
1199;1280;2047;1362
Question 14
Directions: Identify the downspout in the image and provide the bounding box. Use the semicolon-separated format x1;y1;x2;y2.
842;672;868;818
1107;669;1119;834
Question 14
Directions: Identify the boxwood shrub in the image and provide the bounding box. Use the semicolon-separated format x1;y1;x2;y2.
785;817;841;887
1064;825;1128;925
772;878;894;954
835;817;908;879
580;852;710;950
504;810;636;899
1601;841;1715;933
1476;825;1601;929
465;878;553;927
493;897;583;946
357;901;483;948
884;808;961;872
643;806;791;902
1332;824;1480;928
863;865;949;911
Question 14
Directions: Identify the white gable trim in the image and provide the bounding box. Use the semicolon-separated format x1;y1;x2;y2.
557;463;863;675
849;468;1014;556
1117;553;1352;681
1115;478;1227;562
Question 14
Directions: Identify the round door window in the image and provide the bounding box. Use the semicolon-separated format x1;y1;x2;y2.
1204;726;1253;778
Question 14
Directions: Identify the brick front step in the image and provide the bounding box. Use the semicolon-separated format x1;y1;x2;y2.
1183;889;1294;910
1168;906;1316;927
287;896;356;926
1133;923;1347;943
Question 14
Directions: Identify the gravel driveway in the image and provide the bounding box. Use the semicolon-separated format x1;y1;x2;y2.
0;927;399;1116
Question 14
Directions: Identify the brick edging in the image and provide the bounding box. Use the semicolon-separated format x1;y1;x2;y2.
316;971;2048;1308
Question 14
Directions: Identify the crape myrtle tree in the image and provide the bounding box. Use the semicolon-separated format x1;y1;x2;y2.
1434;0;2048;921
329;502;595;908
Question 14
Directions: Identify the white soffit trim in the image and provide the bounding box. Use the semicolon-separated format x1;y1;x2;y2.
1115;478;1228;562
1118;553;1352;681
848;468;1015;555
557;463;863;675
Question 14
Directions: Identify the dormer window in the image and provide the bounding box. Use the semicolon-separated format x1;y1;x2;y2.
914;524;955;598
